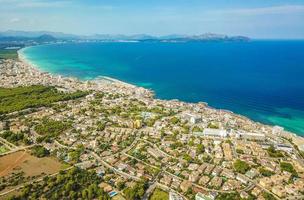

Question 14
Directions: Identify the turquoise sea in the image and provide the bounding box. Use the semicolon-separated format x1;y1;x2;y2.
20;41;304;136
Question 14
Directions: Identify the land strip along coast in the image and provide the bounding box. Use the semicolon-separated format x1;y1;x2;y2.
1;49;304;199
0;51;303;150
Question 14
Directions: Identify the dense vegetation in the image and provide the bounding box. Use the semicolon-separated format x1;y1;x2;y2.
8;167;110;200
233;159;250;174
0;85;88;114
0;131;31;145
259;167;275;177
31;145;50;157
216;192;241;200
0;49;18;59
35;118;71;136
124;180;148;200
267;145;284;157
280;162;298;177
262;192;276;200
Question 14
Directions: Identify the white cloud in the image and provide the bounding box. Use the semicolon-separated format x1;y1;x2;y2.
217;5;304;16
9;18;21;23
0;0;71;8
17;0;70;8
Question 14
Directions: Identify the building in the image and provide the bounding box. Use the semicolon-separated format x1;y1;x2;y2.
0;121;8;131
194;128;227;138
245;168;258;179
184;113;202;124
272;126;284;135
276;144;293;153
195;192;215;200
180;180;192;193
147;147;163;159
236;132;265;141
236;174;249;185
169;192;183;200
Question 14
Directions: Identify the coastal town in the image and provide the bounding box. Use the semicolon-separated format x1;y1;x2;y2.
1;58;304;200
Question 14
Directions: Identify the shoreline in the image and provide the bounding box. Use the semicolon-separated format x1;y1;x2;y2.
13;46;304;148
18;46;145;91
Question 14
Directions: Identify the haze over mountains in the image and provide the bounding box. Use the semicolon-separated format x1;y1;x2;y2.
0;30;250;43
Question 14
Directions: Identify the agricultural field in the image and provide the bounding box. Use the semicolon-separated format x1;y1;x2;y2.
0;151;68;195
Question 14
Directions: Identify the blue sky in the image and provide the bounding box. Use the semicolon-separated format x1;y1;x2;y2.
0;0;304;38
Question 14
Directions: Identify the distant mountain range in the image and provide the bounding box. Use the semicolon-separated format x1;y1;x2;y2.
0;30;250;45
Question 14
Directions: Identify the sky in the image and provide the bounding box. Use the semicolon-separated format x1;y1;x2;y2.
0;0;304;39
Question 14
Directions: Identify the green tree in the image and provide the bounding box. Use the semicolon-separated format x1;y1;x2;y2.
233;159;250;174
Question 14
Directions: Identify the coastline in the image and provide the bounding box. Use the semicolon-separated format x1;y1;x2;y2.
14;46;304;149
18;47;148;92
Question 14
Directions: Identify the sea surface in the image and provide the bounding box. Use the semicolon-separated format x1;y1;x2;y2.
20;41;304;135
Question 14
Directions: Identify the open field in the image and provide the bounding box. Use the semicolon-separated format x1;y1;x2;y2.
149;188;169;200
0;151;68;197
0;151;65;177
0;49;18;60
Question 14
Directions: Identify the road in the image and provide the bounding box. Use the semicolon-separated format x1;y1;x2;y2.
90;151;141;181
0;144;36;156
0;135;17;150
0;166;74;197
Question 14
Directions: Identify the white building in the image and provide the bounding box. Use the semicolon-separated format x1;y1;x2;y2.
194;128;227;138
195;192;215;200
272;126;284;135
169;192;183;200
236;132;265;141
184;113;202;124
276;144;293;153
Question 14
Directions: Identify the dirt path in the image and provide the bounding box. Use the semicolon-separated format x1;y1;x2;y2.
0;151;28;177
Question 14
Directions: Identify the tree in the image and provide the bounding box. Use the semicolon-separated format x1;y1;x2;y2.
280;162;298;177
259;167;275;177
124;180;148;200
233;159;250;174
117;181;126;190
216;192;240;200
196;144;205;154
31;145;50;157
267;145;283;157
150;189;169;200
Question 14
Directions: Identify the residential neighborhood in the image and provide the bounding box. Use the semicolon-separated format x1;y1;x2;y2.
1;59;304;200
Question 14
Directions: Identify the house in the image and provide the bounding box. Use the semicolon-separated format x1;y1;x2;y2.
221;169;235;179
180;180;192;193
195;192;213;200
169;192;183;200
236;174;249;185
0;121;8;131
211;167;222;176
195;192;217;200
198;176;210;186
189;171;200;183
147;147;163;159
245;168;258;179
259;177;273;189
160;175;172;186
209;177;222;188
271;185;286;198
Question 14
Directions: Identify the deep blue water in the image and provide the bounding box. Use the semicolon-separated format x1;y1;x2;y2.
21;41;304;135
